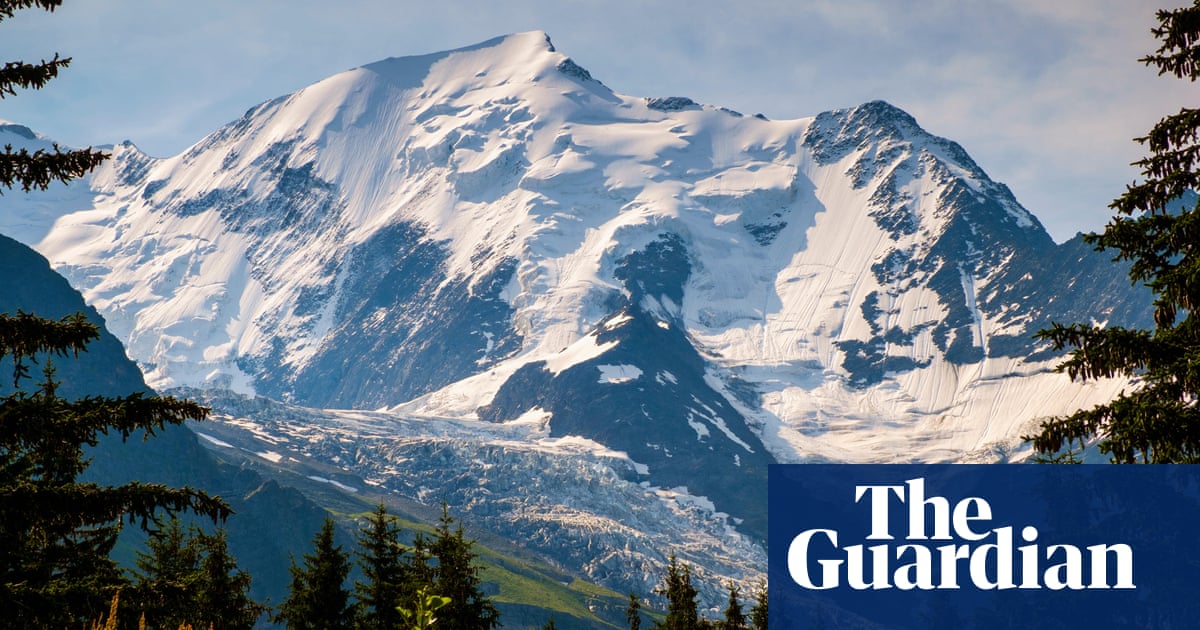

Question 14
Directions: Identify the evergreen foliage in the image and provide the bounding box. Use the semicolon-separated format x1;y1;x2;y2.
0;314;230;628
1027;1;1200;462
275;517;354;630
132;518;263;629
654;555;701;630
719;583;747;630
428;503;500;630
626;592;643;630
132;518;202;627
403;530;436;613
194;528;263;629
0;4;231;626
748;583;767;630
0;1;107;192
354;504;407;630
282;505;509;629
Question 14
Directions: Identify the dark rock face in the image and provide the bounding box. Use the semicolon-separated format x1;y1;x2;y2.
481;233;774;540
276;221;522;409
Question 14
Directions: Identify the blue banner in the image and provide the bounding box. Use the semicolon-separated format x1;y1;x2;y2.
768;465;1200;629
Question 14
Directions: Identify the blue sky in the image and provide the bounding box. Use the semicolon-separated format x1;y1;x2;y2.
2;0;1190;242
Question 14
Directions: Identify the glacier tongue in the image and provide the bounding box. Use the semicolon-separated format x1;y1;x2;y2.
181;388;766;609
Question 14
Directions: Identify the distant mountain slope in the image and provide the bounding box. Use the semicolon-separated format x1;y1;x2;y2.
0;231;640;627
0;233;331;608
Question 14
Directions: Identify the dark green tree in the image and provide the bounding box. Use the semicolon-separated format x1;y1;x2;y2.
719;583;747;630
654;555;700;630
0;319;230;628
194;528;264;629
132;517;204;628
402;530;437;612
626;592;643;630
354;504;407;630
748;583;767;630
276;517;354;630
428;504;499;630
1027;1;1200;462
0;2;225;626
0;1;107;193
133;519;262;630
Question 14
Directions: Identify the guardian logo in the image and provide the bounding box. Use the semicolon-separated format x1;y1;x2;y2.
768;465;1200;629
787;478;1134;591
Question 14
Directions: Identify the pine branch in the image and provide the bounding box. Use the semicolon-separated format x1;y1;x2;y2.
64;393;211;442
0;481;233;530
0;0;64;22
0;311;98;387
0;144;108;193
0;55;70;97
1143;2;1200;80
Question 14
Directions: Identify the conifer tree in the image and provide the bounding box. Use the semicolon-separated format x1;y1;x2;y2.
132;517;204;628
354;504;407;630
1027;1;1200;462
626;592;643;630
0;320;230;627
403;530;437;611
0;2;226;626
748;583;767;630
655;555;700;630
276;518;354;630
428;504;500;630
194;528;263;630
719;583;747;630
132;519;262;630
0;1;107;193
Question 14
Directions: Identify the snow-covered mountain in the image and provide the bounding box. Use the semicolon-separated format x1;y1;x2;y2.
0;31;1150;605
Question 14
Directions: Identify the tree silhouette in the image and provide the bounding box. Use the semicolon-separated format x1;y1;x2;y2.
1028;1;1200;462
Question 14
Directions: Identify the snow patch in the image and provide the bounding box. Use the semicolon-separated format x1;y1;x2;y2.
307;475;359;493
597;364;642;384
195;432;234;449
544;333;618;375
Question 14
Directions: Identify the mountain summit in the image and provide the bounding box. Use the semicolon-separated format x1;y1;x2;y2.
0;31;1150;601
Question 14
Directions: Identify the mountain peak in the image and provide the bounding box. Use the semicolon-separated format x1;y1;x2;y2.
801;100;1032;236
355;30;586;93
804;99;974;168
1;33;1155;610
849;99;920;133
0;121;38;141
